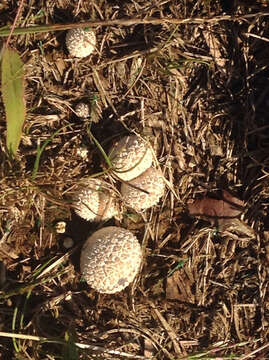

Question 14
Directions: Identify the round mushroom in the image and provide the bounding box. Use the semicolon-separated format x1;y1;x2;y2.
109;135;153;181
72;178;118;221
80;226;142;293
66;28;96;58
55;221;66;234
75;102;90;118
63;237;74;249
121;167;165;211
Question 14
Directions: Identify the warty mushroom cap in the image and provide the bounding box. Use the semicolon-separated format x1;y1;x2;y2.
98;191;118;221
80;226;142;293
109;135;153;181
72;178;118;221
66;28;96;58
75;102;90;118
121;167;165;211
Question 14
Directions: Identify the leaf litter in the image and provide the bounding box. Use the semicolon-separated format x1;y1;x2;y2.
0;1;269;359
187;189;244;226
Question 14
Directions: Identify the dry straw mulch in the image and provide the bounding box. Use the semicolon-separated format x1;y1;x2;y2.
0;0;269;359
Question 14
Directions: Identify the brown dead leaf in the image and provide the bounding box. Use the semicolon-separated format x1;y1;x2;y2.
187;190;244;225
166;266;196;303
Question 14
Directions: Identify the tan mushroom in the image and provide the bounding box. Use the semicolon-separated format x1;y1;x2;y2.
121;167;165;211
66;28;96;58
72;178;118;221
80;226;142;293
109;135;153;181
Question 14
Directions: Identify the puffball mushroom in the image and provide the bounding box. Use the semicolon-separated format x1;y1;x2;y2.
109;135;153;181
80;226;142;293
75;102;90;118
66;28;96;58
121;167;165;211
72;178;118;221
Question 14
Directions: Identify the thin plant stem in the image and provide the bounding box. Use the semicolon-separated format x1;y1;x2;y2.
0;12;268;37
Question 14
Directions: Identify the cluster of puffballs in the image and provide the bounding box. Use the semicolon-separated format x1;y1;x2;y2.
65;28;165;294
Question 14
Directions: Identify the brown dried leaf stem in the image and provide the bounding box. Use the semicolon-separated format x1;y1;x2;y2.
0;12;269;37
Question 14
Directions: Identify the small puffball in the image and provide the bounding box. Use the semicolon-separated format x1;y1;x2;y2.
72;178;118;221
63;237;74;249
121;167;165;211
75;102;90;118
55;221;66;234
73;179;100;221
66;28;96;58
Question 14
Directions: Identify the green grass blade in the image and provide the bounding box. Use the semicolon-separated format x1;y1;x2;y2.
31;124;72;180
1;48;25;156
12;305;20;352
88;130;113;168
62;331;79;360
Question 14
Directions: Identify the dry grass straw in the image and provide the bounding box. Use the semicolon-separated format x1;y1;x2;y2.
0;0;269;359
1;11;269;37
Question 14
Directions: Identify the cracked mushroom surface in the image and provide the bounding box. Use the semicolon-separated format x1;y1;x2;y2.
121;167;165;211
80;226;142;294
72;178;118;221
66;28;96;58
109;135;153;181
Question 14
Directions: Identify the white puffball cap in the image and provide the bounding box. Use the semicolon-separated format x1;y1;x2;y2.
73;179;100;221
80;227;142;293
66;28;96;58
98;192;118;221
75;102;90;118
110;135;153;181
55;221;66;234
121;167;165;211
72;178;118;221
